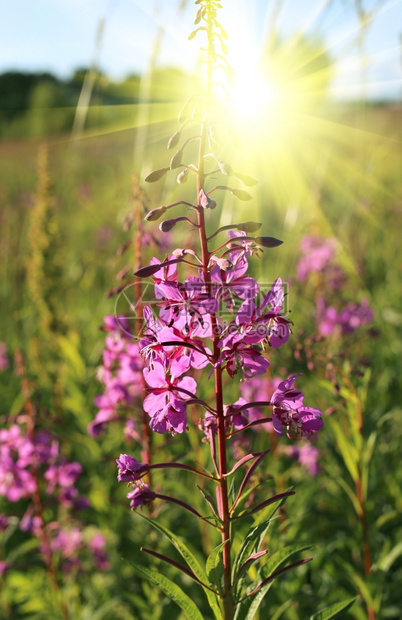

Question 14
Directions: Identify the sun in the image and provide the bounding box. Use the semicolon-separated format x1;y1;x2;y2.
231;70;280;118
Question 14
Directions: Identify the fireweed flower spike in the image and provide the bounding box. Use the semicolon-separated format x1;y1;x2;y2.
116;3;324;619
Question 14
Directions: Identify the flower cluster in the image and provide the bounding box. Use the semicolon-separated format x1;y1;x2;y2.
297;235;373;336
0;417;109;575
0;422;86;507
134;239;309;439
316;297;374;337
90;315;143;437
0;342;9;371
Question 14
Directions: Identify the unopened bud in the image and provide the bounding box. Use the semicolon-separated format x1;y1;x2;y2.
177;169;189;184
167;130;181;150
255;236;283;248
170;148;183;170
212;258;232;271
199;189;216;210
159;219;178;233
218;161;233;176
145;206;167;221
144;167;169;183
237;222;262;233
231;189;252;201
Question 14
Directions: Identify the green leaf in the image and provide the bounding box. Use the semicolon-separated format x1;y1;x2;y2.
333;474;361;517
139;515;221;620
197;485;220;519
232;494;289;586
232;521;270;584
126;560;204;620
310;596;359;620
234;543;313;620
330;419;359;482
9;391;26;415
361;431;377;501
206;541;228;594
376;541;402;572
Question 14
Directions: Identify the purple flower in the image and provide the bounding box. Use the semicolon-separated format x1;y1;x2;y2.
297;236;337;281
88;533;109;571
156;323;211;369
235;278;291;348
116;454;148;481
0;425;37;501
271;375;323;439
50;527;82;558
210;238;259;312
0;561;9;575
0;514;10;531
157;277;218;328
316;297;373;336
143;359;197;434
216;332;270;379
126;483;155;509
283;443;320;475
0;342;9;371
240;375;282;427
44;461;82;493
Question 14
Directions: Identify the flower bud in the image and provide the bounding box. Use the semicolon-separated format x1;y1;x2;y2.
177;169;189;184
159;219;177;233
218;161;233;176
237;222;262;233
231;188;252;201
170;148;183;170
212;257;232;271
145;206;167;221
134;259;181;278
144;167;169;183
234;172;258;186
255;236;283;248
167;130;181;150
199;189;216;210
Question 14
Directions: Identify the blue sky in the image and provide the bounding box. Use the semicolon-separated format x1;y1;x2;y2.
1;0;401;100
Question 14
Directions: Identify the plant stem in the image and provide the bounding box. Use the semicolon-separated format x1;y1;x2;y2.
133;178;153;490
195;38;234;620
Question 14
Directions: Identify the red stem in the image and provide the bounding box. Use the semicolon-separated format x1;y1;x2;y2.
195;45;234;620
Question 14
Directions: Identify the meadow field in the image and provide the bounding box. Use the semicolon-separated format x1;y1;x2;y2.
0;13;402;618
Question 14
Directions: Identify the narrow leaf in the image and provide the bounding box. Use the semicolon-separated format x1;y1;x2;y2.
232;450;270;511
241;558;312;620
310;596;359;620
126;560;204;620
224;452;263;477
235;491;295;520
206;540;229;593
141;547;203;585
139;515;221;620
331;419;359;482
197;485;221;520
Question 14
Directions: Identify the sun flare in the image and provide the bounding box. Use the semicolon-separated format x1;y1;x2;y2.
231;71;280;118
